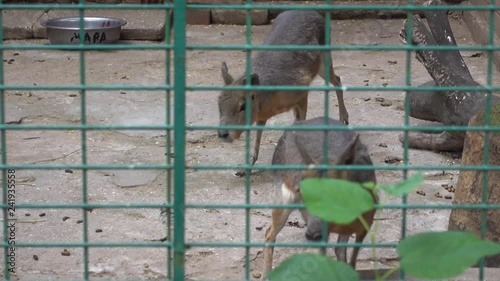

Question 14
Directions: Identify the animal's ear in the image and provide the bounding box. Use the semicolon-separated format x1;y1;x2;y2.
335;134;359;166
240;73;259;86
221;62;234;85
294;134;318;165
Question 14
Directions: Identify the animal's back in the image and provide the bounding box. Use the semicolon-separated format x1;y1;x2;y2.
253;11;325;86
272;117;375;186
264;10;325;46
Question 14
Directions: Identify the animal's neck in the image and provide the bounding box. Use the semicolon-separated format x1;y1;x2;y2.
255;91;300;121
253;92;275;120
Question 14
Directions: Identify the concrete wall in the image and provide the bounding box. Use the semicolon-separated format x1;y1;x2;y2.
1;0;427;27
186;0;427;25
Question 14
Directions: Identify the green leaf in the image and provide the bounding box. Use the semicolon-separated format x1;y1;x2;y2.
398;231;500;279
268;253;360;281
300;178;374;224
377;173;424;197
362;181;376;191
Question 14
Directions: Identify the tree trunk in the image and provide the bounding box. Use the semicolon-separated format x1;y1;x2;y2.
448;105;500;267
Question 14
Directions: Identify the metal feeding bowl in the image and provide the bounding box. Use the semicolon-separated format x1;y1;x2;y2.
42;17;127;45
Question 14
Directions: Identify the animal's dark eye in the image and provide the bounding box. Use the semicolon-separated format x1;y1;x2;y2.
239;103;246;112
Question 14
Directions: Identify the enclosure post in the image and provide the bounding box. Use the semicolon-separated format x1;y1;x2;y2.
165;3;174;280
173;0;187;280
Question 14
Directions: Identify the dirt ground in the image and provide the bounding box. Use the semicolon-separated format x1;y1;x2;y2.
2;17;499;280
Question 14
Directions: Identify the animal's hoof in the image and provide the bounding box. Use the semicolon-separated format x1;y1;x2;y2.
340;115;349;125
339;118;348;125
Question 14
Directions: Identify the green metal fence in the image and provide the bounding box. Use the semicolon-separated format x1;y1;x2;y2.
1;0;499;280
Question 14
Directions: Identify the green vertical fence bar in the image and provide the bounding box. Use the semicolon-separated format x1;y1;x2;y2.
243;1;252;279
401;0;415;280
322;0;334;251
173;1;187;281
164;2;174;280
0;5;8;281
77;1;90;279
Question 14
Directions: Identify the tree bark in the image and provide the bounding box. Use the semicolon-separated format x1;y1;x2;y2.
400;14;476;86
421;1;472;78
448;105;500;267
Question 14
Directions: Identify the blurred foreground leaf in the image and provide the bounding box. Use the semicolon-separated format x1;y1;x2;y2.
268;253;359;281
300;178;374;224
378;173;424;197
398;231;500;279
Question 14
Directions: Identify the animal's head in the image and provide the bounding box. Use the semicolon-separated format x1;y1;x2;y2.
217;62;260;142
294;134;360;241
295;134;359;180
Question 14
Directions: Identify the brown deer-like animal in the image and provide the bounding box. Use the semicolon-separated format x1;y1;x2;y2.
262;117;377;278
218;10;348;177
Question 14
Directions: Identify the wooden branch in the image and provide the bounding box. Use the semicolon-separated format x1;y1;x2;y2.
401;15;476;87
423;0;472;78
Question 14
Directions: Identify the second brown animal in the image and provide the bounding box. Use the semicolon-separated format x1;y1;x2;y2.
262;117;377;279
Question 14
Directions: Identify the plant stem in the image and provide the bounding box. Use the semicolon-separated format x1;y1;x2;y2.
373;204;385;280
358;215;381;281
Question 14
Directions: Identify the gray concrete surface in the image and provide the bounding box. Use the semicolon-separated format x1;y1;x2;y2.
1;15;500;281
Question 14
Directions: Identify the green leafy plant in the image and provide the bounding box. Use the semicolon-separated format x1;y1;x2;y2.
268;174;500;281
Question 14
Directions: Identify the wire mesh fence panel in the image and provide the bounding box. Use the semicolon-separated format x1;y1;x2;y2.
0;0;499;281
